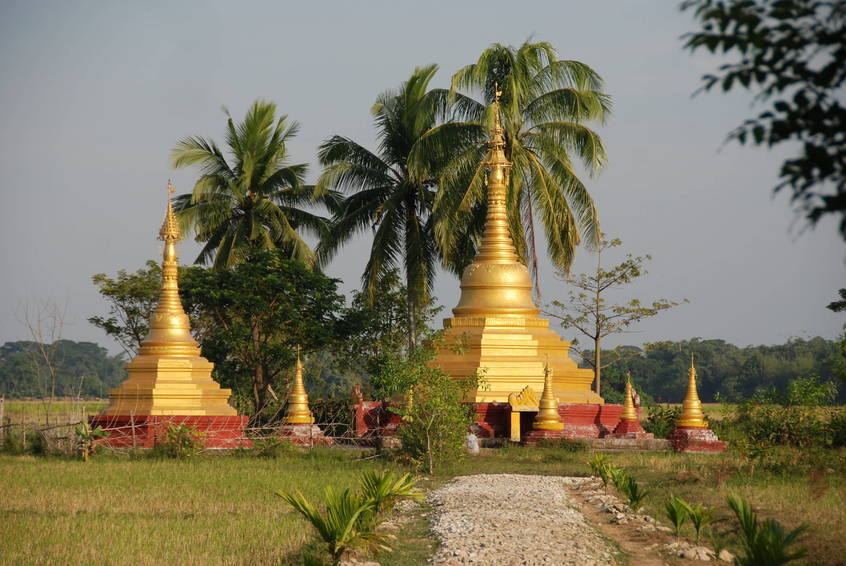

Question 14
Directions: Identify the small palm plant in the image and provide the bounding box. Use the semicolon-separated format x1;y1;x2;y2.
665;495;690;538
589;454;614;492
727;495;807;566
359;470;423;517
618;474;649;512
278;488;390;565
681;499;717;545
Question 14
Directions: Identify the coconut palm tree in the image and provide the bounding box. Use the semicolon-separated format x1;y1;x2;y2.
316;65;445;349
411;40;611;284
171;100;337;269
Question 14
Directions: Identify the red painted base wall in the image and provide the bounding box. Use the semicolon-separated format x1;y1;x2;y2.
352;401;625;440
89;415;251;449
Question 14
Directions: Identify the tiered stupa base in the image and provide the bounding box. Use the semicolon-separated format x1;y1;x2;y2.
668;426;726;453
89;414;250;449
279;423;333;446
93;356;249;449
610;418;653;439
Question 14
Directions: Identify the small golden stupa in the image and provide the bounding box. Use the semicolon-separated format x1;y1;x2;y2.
99;184;237;417
432;86;601;405
677;354;708;428
620;376;638;421
283;347;313;425
533;362;564;431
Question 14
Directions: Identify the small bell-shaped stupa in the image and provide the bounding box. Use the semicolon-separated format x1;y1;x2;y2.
91;184;248;448
279;347;332;445
610;375;652;438
432;86;609;438
668;355;725;452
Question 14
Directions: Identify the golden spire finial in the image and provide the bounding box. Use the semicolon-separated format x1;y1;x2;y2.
134;183;201;358
159;181;181;242
620;373;638;421
494;81;502;103
470;81;517;265
284;346;313;425
677;352;708;428
534;356;564;431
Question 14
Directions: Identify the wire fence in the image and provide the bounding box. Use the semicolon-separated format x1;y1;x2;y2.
0;396;388;455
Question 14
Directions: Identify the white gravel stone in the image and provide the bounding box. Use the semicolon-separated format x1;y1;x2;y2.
427;474;614;566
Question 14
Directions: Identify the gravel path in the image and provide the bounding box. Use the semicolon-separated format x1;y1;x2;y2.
427;474;615;566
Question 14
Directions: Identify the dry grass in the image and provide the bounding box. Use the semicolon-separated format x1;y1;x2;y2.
0;449;402;566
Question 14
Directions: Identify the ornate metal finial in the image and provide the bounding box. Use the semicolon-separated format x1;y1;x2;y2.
159;182;181;242
494;81;502;103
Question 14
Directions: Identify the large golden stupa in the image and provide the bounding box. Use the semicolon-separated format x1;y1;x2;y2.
98;184;237;417
433;91;602;405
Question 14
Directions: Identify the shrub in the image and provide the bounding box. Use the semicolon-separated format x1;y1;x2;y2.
153;423;204;459
644;405;681;438
785;375;837;406
727;495;807;566
388;337;481;474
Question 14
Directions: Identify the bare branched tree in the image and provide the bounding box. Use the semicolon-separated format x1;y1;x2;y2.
17;299;68;423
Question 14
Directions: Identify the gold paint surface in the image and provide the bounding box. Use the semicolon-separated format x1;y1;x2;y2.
100;185;236;417
283;350;313;425
620;377;638;421
534;364;564;431
677;355;708;428
432;93;602;405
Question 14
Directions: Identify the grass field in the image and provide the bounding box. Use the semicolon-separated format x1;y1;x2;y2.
1;444;843;566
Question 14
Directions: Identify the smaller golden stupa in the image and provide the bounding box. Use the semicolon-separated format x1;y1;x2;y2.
283;347;313;425
677;354;708;428
534;362;564;431
99;184;236;417
620;376;638;421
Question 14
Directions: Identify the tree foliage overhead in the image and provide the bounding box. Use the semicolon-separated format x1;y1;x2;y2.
412;39;611;280
89;260;161;357
180;250;349;418
682;0;846;236
316;65;445;349
172;100;340;269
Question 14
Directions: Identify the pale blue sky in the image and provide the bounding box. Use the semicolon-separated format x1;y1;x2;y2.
1;0;843;351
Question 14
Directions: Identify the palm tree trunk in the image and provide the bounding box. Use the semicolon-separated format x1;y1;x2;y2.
251;325;266;415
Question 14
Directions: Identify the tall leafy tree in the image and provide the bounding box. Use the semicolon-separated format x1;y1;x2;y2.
411;40;611;282
172;100;337;269
682;0;846;238
316;65;444;349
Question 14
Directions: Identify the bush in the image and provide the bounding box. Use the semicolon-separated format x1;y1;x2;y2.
721;404;843;448
644;405;681;438
152;423;204;459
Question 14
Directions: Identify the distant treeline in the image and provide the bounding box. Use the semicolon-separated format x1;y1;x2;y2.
2;336;843;404
0;340;126;398
586;337;844;404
